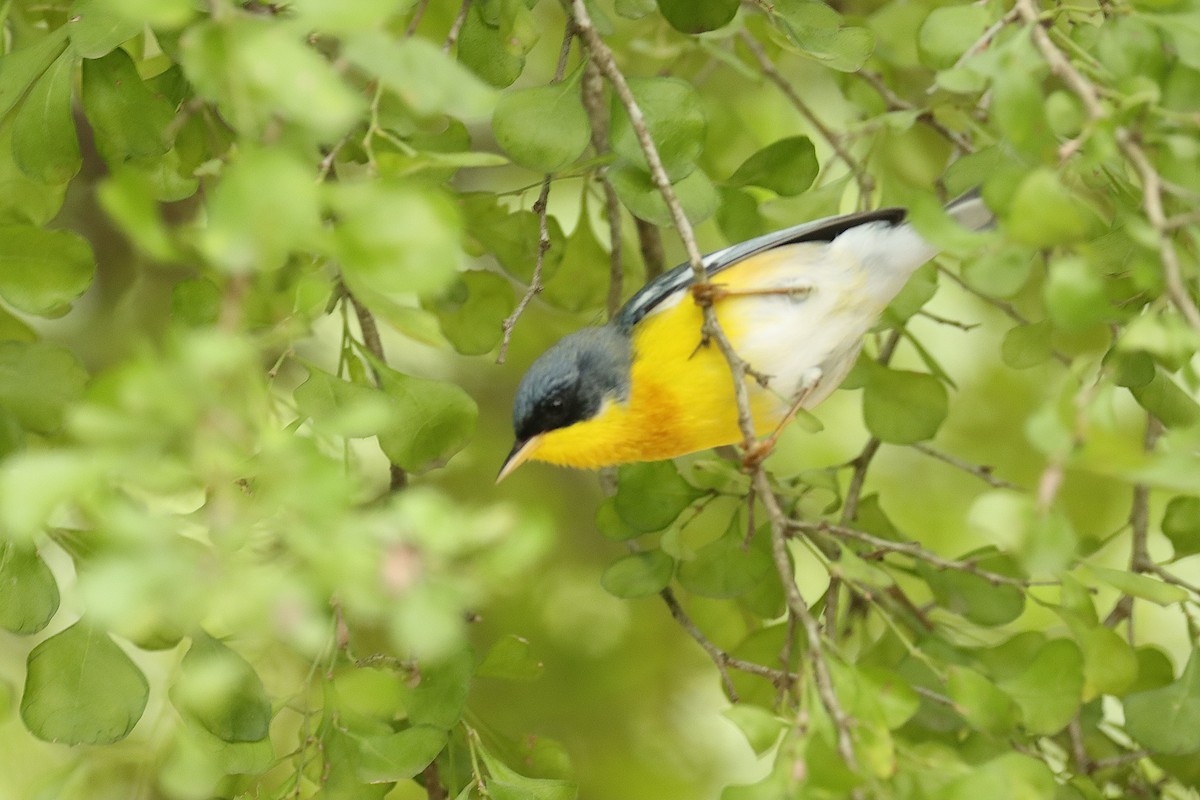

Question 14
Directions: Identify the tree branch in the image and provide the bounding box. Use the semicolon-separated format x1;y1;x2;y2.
442;0;470;53
579;57;626;320
758;471;859;770
793;519;1048;588
910;442;1022;490
348;290;408;491
496;23;575;363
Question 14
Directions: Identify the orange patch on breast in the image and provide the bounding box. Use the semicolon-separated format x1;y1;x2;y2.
529;255;803;468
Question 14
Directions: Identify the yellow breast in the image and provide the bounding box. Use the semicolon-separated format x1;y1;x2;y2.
531;255;792;469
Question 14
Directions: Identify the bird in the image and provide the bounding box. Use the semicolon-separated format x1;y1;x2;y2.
498;192;993;482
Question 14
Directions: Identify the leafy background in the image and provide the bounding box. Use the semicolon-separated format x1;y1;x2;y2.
1;0;1199;798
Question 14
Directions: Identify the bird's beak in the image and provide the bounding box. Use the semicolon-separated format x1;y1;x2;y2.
496;435;542;484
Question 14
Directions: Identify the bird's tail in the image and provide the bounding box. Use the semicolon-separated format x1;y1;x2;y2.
945;188;994;232
829;188;993;307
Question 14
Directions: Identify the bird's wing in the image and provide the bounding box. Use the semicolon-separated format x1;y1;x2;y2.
614;206;907;332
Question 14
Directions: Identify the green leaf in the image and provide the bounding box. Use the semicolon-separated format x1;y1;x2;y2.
600;550;674;598
344;32;496;119
0;341;89;433
0;225;95;316
80;48;174;164
0;544;60;635
1124;649;1200;754
1006;170;1096;247
492;67;591;172
334;181;463;295
657;0;738;33
84;0;194;31
356;725;448;783
614;461;703;532
408;647;473;729
542;208;611;313
376;365;477;473
294;367;397;439
477;635;544;682
0;28;71;122
1163;496;1200;558
1083;565;1188;606
1044;257;1109;332
862;366;948;444
1077;624;1138;698
595;498;642;541
918;551;1025;626
677;527;773;599
171;633;271;743
774;0;875;72
12;49;80;184
999;638;1083;735
728;136;818;196
180;19;364;140
961;247;1035;298
1130;646;1176;694
918;5;991;69
716;187;767;245
609;77;706;181
170;278;221;328
21;620;149;744
200;147;322;274
948;666;1018;734
722;705;786;755
457;0;538;88
0;119;67;225
1001;321;1054;369
608;163;718;226
428;271;516;356
462;193;566;284
68;0;144;57
1129;369;1200;429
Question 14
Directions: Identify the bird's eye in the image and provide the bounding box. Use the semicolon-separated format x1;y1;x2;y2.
547;395;565;410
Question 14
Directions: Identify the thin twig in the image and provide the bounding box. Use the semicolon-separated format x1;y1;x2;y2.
794;520;1048;588
937;265;1073;366
739;30;873;205
660;588;795;690
580;58;626;320
442;0;470;53
1068;716;1092;775
910;442;1021;490
841;438;880;525
954;8;1019;68
421;762;448;800
1118;131;1200;332
635;218;665;281
758;472;859;770
859;71;975;154
495;24;575;362
406;0;431;36
348;290;408;490
497;179;552;365
840;330;900;523
1128;418;1200;596
1092;749;1150;771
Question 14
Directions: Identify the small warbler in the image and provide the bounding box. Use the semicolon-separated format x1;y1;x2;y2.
499;193;992;481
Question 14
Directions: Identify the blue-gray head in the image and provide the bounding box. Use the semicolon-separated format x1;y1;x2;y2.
499;325;632;481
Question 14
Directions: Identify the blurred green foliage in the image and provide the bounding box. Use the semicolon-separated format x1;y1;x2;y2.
0;0;1197;799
